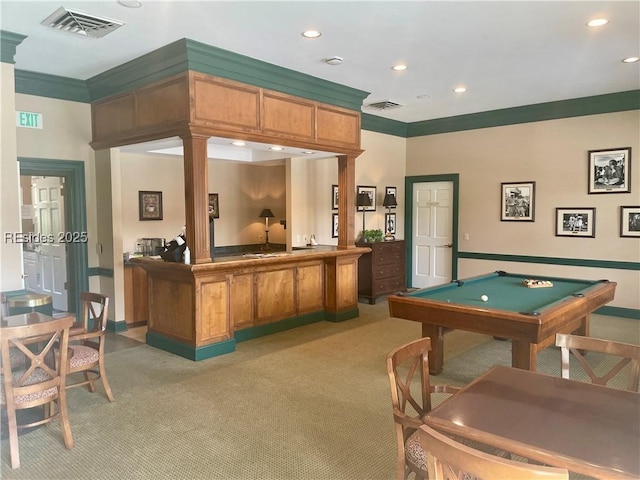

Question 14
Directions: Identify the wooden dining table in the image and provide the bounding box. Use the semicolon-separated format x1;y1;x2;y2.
424;365;640;479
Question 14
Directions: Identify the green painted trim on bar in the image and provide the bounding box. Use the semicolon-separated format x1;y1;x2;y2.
106;320;128;333
405;174;460;287
1;30;26;64
184;39;369;111
88;267;114;278
146;331;236;361
458;251;640;271
361;113;408;137
406;90;640;137
325;308;360;323
234;311;325;342
597;306;640;320
19;159;88;316
15;70;91;103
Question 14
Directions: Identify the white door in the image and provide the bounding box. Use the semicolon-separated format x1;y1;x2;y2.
412;181;453;288
33;177;68;311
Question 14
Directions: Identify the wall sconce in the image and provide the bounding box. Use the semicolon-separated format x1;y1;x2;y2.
260;208;274;249
357;192;372;238
383;193;397;241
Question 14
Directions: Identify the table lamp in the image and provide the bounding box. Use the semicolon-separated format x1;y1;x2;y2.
260;208;275;249
357;192;372;240
383;192;397;241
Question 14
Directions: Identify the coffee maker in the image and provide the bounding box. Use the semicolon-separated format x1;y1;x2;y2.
136;238;165;256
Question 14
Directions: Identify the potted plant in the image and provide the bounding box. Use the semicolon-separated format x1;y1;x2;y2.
362;229;384;243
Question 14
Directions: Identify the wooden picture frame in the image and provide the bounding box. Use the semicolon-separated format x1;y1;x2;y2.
139;191;163;221
208;193;220;219
332;213;339;238
385;212;396;234
555;207;595;238
620;206;640;238
331;184;339;210
588;147;631;194
501;181;535;221
357;185;377;212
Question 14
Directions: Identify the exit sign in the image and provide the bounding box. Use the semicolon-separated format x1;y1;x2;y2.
16;111;43;129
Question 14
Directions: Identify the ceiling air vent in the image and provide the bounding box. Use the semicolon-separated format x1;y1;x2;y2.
364;100;403;111
41;7;125;38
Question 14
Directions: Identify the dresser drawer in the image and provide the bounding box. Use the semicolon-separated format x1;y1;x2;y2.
372;275;405;296
372;263;404;280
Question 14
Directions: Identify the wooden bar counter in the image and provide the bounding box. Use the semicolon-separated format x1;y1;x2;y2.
133;246;370;360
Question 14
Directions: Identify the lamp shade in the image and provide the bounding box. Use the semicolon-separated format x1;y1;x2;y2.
383;193;397;208
357;192;372;207
259;209;275;218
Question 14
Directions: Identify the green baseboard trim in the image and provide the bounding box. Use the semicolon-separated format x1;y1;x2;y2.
325;308;360;323
88;267;114;278
146;331;236;361
458;251;639;271
234;311;325;342
107;320;128;333
597;306;640;320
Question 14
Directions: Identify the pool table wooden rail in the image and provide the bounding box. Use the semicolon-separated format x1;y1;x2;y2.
388;279;616;375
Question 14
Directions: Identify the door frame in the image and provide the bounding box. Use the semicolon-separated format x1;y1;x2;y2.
404;174;460;288
19;158;88;315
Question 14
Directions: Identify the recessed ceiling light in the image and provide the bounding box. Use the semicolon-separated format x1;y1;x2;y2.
231;141;246;147
391;64;408;71
270;146;284;151
622;56;640;63
416;94;431;100
453;87;467;93
586;18;608;27
302;30;321;39
118;0;142;7
302;151;315;155
324;56;343;66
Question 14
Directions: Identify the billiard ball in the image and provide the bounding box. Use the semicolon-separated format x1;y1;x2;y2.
481;295;489;302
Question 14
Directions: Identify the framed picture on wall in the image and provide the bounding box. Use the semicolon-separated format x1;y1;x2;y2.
208;193;220;219
331;184;339;210
139;191;163;221
357;185;377;211
555;207;595;238
332;213;339;238
385;213;396;234
501;181;535;221
588;147;631;194
620;206;640;238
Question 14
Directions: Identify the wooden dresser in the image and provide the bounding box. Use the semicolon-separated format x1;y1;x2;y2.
356;240;406;304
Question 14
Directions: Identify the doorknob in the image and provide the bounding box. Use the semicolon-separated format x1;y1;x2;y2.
436;243;453;248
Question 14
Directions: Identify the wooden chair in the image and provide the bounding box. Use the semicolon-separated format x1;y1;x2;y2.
0;315;74;468
64;292;115;401
387;337;460;480
418;423;568;480
555;333;640;392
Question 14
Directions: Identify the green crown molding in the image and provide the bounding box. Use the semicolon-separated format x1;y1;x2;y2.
407;90;640;137
361;113;408;137
15;70;90;103
0;30;26;64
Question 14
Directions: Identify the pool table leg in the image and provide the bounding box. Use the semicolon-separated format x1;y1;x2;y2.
422;323;444;375
512;340;537;371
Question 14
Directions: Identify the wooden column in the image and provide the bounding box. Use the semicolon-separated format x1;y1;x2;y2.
181;133;211;264
337;154;357;249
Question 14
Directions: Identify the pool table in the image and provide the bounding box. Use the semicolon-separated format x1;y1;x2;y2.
387;271;616;375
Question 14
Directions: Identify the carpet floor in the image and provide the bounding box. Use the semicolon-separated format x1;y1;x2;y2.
1;301;638;479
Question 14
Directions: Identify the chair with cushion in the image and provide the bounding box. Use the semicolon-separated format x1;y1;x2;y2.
555;333;640;392
387;337;460;480
418;423;568;480
0;315;74;468
64;292;114;401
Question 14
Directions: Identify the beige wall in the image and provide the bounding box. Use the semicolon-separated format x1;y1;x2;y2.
406;111;640;309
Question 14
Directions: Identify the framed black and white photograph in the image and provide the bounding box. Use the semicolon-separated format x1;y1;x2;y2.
331;184;339;210
139;191;163;221
620;206;640;238
385;186;397;208
555;207;595;238
208;193;220;219
332;213;339;238
357;185;377;211
588;147;631;194
501;181;535;221
385;213;396;235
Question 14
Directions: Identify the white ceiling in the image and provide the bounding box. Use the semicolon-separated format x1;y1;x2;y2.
2;1;639;160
